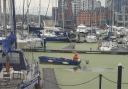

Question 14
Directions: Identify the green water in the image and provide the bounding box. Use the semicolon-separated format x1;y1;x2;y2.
25;52;128;89
46;42;98;50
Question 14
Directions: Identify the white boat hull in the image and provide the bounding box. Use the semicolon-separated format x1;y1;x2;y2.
86;35;97;43
99;46;112;51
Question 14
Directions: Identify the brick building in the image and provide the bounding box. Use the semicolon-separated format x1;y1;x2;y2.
76;10;91;26
71;0;101;26
76;7;111;28
58;0;73;29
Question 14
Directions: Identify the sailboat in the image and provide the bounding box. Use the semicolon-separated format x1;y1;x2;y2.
73;24;87;43
38;0;70;42
98;0;127;52
0;0;40;89
99;40;117;51
86;33;97;43
17;0;43;49
85;0;97;43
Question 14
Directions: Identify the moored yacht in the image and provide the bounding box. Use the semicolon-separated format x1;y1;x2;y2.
86;34;97;43
99;41;117;51
0;32;40;89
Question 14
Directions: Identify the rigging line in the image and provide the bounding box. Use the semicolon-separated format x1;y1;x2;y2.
102;75;128;85
122;82;128;85
102;75;117;84
24;0;32;18
23;0;32;24
43;75;99;86
45;0;50;17
22;0;25;25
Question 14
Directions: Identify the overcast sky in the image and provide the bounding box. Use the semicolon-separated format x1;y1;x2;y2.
15;0;105;16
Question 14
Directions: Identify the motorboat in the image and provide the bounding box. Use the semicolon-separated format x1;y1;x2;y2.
99;41;117;51
86;35;97;43
39;56;81;65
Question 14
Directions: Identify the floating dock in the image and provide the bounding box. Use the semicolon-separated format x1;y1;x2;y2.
23;48;128;54
42;68;61;89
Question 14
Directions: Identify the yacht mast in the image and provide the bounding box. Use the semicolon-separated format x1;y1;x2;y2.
8;0;13;32
99;6;101;26
12;0;17;48
62;0;64;30
22;0;25;30
91;0;94;34
38;0;41;27
111;0;114;31
54;0;57;26
0;0;1;26
3;0;7;35
8;0;16;33
88;0;90;26
27;0;30;25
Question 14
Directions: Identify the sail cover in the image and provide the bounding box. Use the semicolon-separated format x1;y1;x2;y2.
2;32;16;54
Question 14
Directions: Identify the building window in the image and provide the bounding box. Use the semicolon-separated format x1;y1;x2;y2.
118;23;123;26
118;15;123;21
125;15;128;21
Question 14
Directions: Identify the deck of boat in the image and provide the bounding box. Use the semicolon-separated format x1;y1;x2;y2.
0;79;22;89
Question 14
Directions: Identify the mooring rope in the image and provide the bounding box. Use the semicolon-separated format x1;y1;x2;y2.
102;75;128;85
43;75;99;86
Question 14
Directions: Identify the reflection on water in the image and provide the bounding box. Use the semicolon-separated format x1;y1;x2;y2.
66;66;114;73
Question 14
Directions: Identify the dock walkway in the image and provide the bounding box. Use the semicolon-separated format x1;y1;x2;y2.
23;48;128;54
42;68;61;89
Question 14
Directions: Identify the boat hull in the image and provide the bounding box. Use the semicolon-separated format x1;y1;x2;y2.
39;56;81;65
46;37;69;42
19;75;40;89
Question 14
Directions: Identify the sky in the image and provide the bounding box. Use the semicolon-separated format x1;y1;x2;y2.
15;0;105;16
97;0;105;6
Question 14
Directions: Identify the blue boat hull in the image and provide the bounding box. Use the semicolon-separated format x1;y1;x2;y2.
39;56;81;65
46;37;69;42
19;75;40;89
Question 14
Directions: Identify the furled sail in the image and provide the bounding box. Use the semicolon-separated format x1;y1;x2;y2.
2;32;16;54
